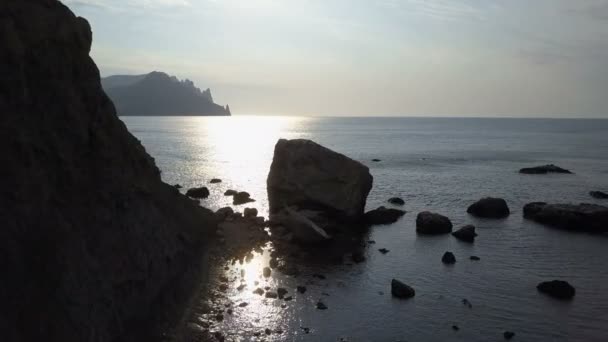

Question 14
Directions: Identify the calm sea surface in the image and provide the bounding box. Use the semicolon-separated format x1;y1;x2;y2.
122;116;608;342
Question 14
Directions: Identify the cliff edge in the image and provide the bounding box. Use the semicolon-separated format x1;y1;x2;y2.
0;0;216;340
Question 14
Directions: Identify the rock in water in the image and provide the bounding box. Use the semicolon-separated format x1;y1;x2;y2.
519;164;572;174
442;252;456;264
267;139;373;221
537;280;576;299
391;279;415;299
467;197;510;218
590;191;608;199
364;206;406;225
186;186;210;198
523;202;608;233
0;1;217;341
452;225;478;242
416;211;453;234
388;197;405;205
233;191;255;205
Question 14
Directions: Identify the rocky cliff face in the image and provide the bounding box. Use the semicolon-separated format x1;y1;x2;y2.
0;1;216;341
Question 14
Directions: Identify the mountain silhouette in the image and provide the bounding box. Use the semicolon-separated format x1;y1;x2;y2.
101;71;231;116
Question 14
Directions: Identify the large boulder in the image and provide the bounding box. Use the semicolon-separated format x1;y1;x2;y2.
467;197;510;218
267;139;373;221
537;280;576;299
0;1;216;340
416;211;453;234
523;202;608;233
519;164;572;174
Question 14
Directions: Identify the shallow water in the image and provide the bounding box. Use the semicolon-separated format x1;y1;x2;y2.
123;116;608;342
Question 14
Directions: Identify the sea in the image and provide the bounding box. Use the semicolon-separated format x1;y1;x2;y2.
122;116;608;342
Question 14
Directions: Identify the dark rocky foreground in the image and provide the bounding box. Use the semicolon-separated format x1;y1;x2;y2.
0;1;216;341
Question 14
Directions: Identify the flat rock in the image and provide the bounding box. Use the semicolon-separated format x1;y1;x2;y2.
590;191;608;199
520;164;572;174
391;279;415;299
467;197;510;218
364;206;406;225
186;186;210;198
267;139;373;221
209;178;222;183
537;280;576;299
416;211;453;234
452;225;477;242
523;202;608;233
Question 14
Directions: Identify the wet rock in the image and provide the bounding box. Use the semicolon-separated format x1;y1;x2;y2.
316;301;328;310
239;302;248;307
233;191;255;205
537;280;576;299
277;207;332;244
174;184;183;189
215;313;224;321
372;159;381;162
504;331;515;340
520;164;572;174
442;252;456;264
378;248;390;254
226;308;233;315
265;292;278;299
364;206;406;225
467;197;510;218
263;267;272;277
590;191;608;199
462;299;472;308
416;211;453;234
267;139;373;220
523;202;608;233
452;225;478;242
243;207;258;219
269;257;279;269
209;178;222;184
265;328;272;335
186;186;210;198
352;251;366;263
224;189;238;196
284;296;293;301
388;197;405;205
277;288;288;299
297;286;307;294
391;279;415;299
470;256;481;261
253;288;264;295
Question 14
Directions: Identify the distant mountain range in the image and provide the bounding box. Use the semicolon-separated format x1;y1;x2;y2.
101;71;231;116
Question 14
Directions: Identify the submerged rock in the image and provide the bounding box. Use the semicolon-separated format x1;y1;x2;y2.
590;191;608;199
316;301;328;310
452;225;477;242
470;256;481;261
537;280;576;299
0;1;217;340
186;186;210;198
267;139;373;221
523;202;608;233
442;252;456;264
467;197;510;218
416;211;453;234
520;164;572;174
388;197;405;205
391;279;415;299
364;206;406;225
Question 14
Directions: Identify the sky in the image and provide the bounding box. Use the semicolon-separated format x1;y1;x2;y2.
64;0;608;117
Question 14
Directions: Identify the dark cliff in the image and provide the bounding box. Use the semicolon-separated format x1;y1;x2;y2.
102;71;231;116
0;0;216;341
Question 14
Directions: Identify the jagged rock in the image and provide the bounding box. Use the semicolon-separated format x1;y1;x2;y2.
520;164;572;174
388;197;405;205
0;1;217;340
467;197;510;218
442;252;456;264
186;187;210;199
523;202;608;232
537;280;575;299
243;207;258;219
209;178;222;184
267;139;373;221
590;191;608;199
364;206;406;225
452;225;477;242
233;191;255;205
391;279;415;299
416;212;453;234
